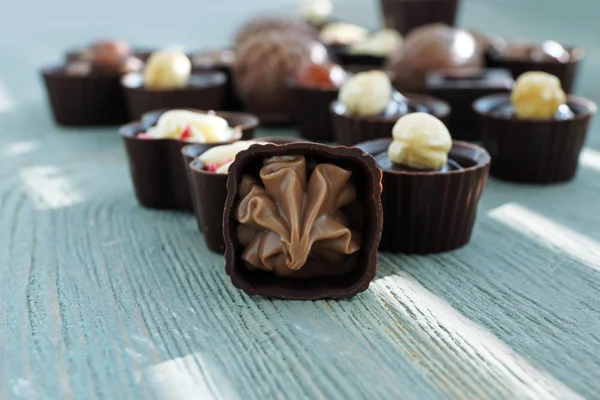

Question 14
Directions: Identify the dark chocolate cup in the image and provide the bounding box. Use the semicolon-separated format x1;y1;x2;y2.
121;72;227;120
184;137;302;253
119;110;244;211
330;94;451;146
486;47;585;93
473;93;596;183
336;51;387;68
65;48;154;63
41;66;129;126
379;0;460;36
356;138;490;254
223;142;383;299
286;79;339;142
425;68;514;141
190;50;245;112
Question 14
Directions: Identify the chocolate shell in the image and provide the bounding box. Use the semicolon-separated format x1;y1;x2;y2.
386;24;483;93
41;66;130;126
474;93;596;183
223;142;383;299
356;138;490;253
330;93;451;146
426;68;513;141
122;72;227;120
119;109;250;211
233;32;329;124
379;0;460;36
486;45;584;93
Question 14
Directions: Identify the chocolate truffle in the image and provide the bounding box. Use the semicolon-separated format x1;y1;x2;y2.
233;31;329;124
223;142;383;299
386;23;483;92
234;15;317;47
65;40;143;76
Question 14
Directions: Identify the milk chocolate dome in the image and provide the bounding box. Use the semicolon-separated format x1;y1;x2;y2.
386;23;483;92
233;31;330;124
234;15;317;47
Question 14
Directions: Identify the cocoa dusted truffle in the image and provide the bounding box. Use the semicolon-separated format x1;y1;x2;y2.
234;15;317;47
386;23;482;92
223;142;383;299
233;31;330;124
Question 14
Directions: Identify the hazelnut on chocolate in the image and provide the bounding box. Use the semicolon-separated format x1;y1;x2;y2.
388;112;452;170
223;142;383;299
143;49;192;89
338;70;393;116
511;71;566;119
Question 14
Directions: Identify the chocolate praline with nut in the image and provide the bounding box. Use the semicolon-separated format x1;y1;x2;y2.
223;142;383;300
356;113;490;254
42;40;143;126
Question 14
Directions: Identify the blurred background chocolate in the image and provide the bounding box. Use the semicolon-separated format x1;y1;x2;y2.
379;0;461;36
233;29;330;125
191;48;244;111
386;23;482;93
486;39;584;92
233;15;317;47
426;68;513;140
42;40;143;126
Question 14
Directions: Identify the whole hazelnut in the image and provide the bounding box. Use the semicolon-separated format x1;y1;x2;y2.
143;50;192;89
388;112;452;170
338;70;392;116
511;71;567;119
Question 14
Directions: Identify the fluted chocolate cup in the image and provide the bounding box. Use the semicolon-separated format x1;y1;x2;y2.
183;138;305;253
356;138;490;254
486;47;584;93
474;93;596;183
122;72;227;120
41;66;129;126
223;142;383;299
286;78;339;142
331;94;450;146
119;109;249;211
379;0;460;36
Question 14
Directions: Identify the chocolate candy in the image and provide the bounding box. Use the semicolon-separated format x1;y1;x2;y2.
426;68;513;140
386;23;483;92
330;92;451;145
356;138;490;254
233;31;329;124
223;142;383;299
234;15;317;47
296;63;347;90
143;50;192;89
65;40;143;76
474;93;596;183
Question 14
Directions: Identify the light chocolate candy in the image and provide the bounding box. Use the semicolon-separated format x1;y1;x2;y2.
338;70;393;116
143;49;192;89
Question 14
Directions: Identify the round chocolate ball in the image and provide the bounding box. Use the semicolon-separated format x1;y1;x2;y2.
234;15;317;47
386;24;483;92
233;31;330;123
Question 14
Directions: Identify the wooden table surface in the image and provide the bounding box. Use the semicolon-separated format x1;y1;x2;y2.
1;0;600;399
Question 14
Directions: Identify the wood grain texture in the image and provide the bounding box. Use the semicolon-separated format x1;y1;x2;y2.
2;0;600;399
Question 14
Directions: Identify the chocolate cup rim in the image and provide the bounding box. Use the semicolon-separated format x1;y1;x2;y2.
118;113;244;144
330;94;451;122
223;141;383;299
472;93;597;122
285;77;341;93
142;108;259;132
355;138;490;176
487;46;586;65
120;71;227;92
41;65;122;79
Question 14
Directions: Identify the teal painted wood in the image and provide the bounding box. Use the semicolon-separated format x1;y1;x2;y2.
1;0;600;399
